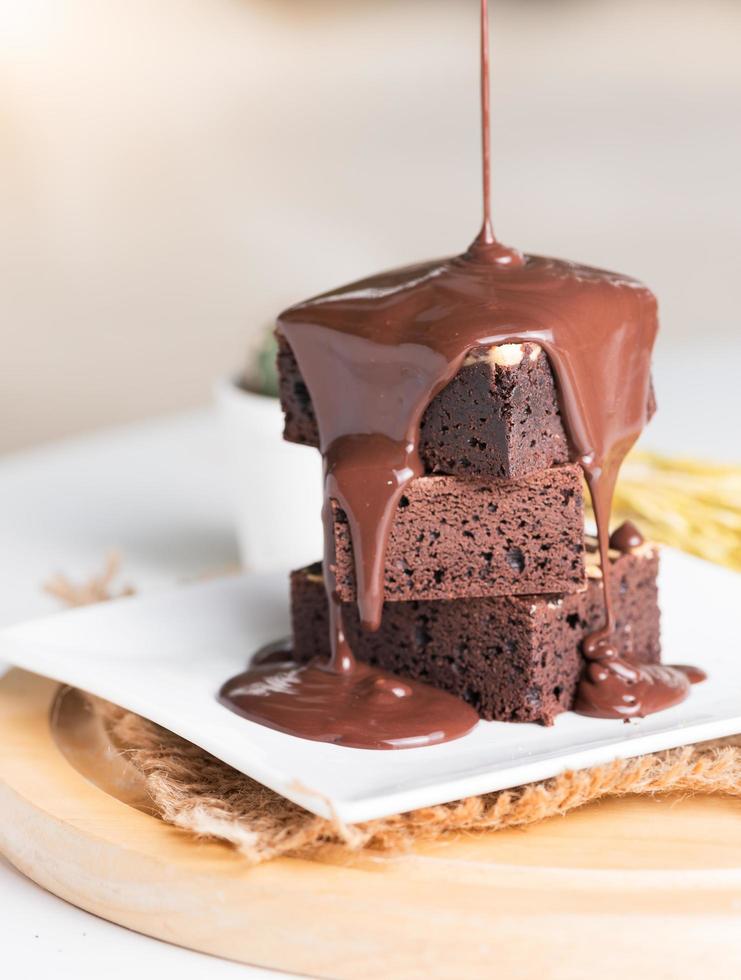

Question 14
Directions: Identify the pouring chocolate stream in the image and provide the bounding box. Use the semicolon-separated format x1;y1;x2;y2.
220;0;700;744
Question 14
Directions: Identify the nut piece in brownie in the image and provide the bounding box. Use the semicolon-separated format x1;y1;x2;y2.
278;335;569;478
291;539;661;726
331;465;585;603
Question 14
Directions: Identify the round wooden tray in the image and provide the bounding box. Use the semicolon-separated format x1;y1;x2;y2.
2;667;741;979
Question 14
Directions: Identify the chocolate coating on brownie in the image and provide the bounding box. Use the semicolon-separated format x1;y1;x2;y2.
330;465;585;603
277;336;656;480
278;336;568;478
291;542;661;726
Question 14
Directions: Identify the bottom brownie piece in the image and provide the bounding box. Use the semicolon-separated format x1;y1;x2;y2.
290;540;661;725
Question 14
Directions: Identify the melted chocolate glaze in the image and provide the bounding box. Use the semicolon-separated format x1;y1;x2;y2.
278;245;668;720
575;662;705;720
220;0;701;744
609;520;645;552
219;648;478;749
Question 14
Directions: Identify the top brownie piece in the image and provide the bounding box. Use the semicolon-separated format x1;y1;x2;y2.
276;335;656;480
277;335;568;479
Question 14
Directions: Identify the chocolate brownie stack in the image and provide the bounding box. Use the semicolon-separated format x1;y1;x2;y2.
278;338;661;725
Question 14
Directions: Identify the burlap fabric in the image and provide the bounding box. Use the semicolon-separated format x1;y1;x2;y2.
96;699;741;865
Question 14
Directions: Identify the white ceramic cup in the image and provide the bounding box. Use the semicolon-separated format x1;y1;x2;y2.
214;377;323;572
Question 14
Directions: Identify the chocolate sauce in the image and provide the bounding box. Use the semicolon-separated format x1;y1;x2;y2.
609;520;645;552
575;662;705;720
676;664;708;685
219;655;477;749
221;0;701;741
279;250;667;720
249;639;295;668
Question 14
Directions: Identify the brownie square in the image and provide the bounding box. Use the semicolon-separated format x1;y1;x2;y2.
276;336;656;480
277;336;569;479
419;344;570;479
277;332;569;479
291;541;661;726
330;465;586;603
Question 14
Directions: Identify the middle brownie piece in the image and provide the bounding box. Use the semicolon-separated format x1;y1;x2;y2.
331;464;585;602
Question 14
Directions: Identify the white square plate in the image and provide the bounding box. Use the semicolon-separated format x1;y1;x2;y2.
0;549;738;823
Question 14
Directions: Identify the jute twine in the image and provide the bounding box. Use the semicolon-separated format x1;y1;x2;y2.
45;536;741;866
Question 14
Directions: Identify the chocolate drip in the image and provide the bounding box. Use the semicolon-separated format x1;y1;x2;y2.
250;639;295;668
279;243;688;726
609;520;645;552
220;0;700;743
575;662;705;720
219;653;477;749
281;253;658;651
478;0;493;247
675;665;708;685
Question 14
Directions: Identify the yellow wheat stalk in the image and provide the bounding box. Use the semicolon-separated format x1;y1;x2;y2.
602;452;741;572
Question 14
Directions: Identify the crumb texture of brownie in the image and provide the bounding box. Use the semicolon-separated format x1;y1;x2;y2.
418;345;570;478
291;546;660;726
331;465;586;603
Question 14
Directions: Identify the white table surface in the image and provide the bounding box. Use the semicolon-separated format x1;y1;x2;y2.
0;344;738;978
0;410;292;979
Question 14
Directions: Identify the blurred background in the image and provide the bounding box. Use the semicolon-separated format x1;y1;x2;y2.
1;0;739;456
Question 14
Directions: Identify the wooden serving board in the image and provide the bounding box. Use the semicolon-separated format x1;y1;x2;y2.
1;668;741;979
